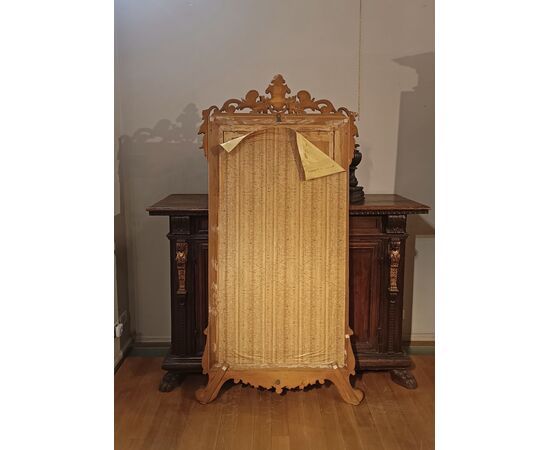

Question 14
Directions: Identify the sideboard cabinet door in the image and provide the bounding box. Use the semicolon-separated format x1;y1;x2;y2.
349;239;385;356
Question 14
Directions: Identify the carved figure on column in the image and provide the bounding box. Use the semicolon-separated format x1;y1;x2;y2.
175;242;188;295
389;239;401;293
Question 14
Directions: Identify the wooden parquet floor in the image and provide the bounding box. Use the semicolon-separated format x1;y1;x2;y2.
115;356;434;450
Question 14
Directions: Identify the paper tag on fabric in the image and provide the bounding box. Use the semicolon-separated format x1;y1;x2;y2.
294;132;345;181
220;133;253;153
219;128;345;181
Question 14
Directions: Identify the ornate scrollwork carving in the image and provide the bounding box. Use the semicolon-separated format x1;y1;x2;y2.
198;74;358;154
175;242;189;295
389;239;401;293
234;374;326;395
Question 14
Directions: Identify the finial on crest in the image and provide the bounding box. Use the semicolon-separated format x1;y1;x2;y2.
265;74;291;112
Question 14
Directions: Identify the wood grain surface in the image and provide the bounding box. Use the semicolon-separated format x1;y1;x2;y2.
115;356;435;450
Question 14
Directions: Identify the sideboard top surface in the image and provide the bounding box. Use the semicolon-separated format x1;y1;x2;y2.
147;194;430;216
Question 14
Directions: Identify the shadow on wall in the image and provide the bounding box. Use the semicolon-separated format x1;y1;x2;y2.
393;52;435;343
115;104;207;345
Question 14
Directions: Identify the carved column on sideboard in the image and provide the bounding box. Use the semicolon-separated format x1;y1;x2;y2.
159;215;191;392
386;237;402;354
349;144;365;204
383;214;418;389
175;242;189;296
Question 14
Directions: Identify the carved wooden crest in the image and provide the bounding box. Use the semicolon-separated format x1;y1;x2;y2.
198;74;358;155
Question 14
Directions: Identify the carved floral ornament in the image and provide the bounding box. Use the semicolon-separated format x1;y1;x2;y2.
389;239;401;294
175;242;189;296
198;74;358;155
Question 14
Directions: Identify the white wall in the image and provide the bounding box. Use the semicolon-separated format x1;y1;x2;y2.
358;0;435;342
114;0;434;343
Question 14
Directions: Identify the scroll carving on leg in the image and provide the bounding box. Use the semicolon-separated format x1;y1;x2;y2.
195;333;364;405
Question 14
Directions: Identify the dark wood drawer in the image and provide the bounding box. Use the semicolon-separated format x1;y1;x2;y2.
349;216;383;235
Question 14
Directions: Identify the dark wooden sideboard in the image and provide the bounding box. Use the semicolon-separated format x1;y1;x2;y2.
147;194;429;392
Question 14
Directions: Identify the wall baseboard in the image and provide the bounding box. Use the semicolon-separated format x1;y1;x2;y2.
404;337;435;355
406;346;435;355
130;335;169;356
404;340;435;347
133;337;436;345
130;337;435;357
407;332;435;342
133;335;171;344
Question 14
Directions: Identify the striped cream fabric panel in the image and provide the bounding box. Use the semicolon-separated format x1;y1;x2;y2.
215;127;347;368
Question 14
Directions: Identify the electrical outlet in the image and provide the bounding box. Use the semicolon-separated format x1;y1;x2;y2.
115;323;124;338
